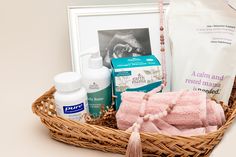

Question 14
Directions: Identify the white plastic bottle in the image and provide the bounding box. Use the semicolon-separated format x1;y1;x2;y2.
54;72;88;122
80;48;112;118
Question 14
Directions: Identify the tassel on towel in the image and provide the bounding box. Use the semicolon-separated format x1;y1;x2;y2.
126;123;142;157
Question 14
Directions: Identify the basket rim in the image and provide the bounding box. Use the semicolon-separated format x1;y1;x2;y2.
32;86;236;139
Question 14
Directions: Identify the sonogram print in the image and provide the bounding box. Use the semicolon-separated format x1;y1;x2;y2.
98;28;152;68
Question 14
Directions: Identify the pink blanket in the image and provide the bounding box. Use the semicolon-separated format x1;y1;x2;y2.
116;91;225;136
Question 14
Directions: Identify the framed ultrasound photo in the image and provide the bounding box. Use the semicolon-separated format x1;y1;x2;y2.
68;2;170;73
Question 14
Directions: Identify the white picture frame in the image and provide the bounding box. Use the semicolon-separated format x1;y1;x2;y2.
68;2;170;77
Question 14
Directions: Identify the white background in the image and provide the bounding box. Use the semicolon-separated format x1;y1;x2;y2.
0;0;235;157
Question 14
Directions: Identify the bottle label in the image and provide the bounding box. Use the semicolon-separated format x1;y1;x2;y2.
88;84;112;117
63;103;85;114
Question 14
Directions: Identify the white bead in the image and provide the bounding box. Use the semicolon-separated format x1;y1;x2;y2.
143;114;150;121
159;112;164;118
154;114;160;119
149;115;154;121
163;111;167;116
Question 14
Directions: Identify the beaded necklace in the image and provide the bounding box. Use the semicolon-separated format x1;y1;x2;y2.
125;1;171;157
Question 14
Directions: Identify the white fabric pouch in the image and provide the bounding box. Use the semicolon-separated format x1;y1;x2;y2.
168;0;236;103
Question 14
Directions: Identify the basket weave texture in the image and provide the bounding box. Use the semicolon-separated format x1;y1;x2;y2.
32;85;236;157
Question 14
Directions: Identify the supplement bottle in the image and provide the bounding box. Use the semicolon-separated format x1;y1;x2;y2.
54;72;88;122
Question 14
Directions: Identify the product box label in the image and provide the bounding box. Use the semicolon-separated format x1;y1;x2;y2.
111;55;162;110
63;103;85;114
87;84;112;118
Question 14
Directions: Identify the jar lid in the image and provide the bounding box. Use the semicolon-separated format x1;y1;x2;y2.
54;72;82;92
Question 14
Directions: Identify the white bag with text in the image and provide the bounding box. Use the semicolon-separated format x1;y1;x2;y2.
168;0;236;103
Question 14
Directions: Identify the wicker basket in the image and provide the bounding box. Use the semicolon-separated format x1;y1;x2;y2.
32;86;236;157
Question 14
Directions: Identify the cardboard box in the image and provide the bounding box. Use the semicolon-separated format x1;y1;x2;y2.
111;55;162;110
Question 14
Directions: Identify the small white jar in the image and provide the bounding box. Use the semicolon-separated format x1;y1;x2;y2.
54;72;88;122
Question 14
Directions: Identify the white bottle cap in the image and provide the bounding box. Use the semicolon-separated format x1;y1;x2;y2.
54;72;82;92
80;47;103;69
89;51;103;69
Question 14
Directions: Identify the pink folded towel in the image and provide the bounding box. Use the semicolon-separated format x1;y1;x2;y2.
116;90;225;136
117;89;225;157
